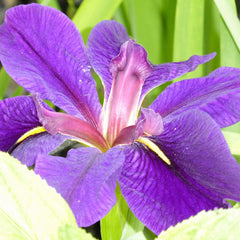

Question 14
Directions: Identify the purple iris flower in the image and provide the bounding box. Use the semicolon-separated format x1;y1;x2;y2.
1;4;240;235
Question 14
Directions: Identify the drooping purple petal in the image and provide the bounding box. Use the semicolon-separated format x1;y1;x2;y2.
35;146;125;227
87;20;130;101
0;96;40;151
119;110;240;234
0;4;101;127
10;132;68;167
150;67;240;128
140;53;216;103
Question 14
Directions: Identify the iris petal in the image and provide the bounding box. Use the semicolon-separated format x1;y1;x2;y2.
87;20;130;101
0;4;101;127
0;96;40;151
119;110;240;234
140;53;216;103
35;146;125;226
88;20;216;108
138;108;163;136
34;95;109;151
150;67;240;128
103;40;152;144
11;132;68;167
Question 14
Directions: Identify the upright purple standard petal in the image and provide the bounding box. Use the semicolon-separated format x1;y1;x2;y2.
87;20;215;105
119;110;240;234
150;67;240;128
0;4;101;127
35;146;125;226
0;96;40;151
87;20;130;100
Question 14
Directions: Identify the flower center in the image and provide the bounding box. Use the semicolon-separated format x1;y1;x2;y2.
137;137;170;165
22;41;170;160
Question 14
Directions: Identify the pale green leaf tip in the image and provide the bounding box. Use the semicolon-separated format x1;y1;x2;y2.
157;207;240;240
0;151;71;212
59;224;98;240
0;151;80;239
0;151;99;240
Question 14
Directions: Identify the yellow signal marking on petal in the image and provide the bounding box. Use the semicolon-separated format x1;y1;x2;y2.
137;136;171;165
17;126;46;143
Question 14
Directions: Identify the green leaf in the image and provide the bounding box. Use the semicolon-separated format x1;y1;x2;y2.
173;0;205;79
123;232;150;240
0;68;26;98
115;0;177;64
101;184;132;240
218;0;240;67
0;152;80;239
101;184;155;240
72;0;123;42
156;0;177;63
214;0;240;53
113;1;132;36
157;206;240;240
223;123;240;162
203;0;220;71
11;86;25;97
127;0;162;64
58;225;97;240
37;0;61;9
223;121;240;133
0;67;11;100
222;130;240;157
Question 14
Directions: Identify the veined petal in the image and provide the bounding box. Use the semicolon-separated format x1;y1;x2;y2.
35;146;125;227
88;20;215;110
103;40;152;145
140;53;216;103
34;95;109;151
0;4;101;127
119;110;240;235
150;67;240;128
87;20;130;101
11;132;68;167
0;96;40;151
